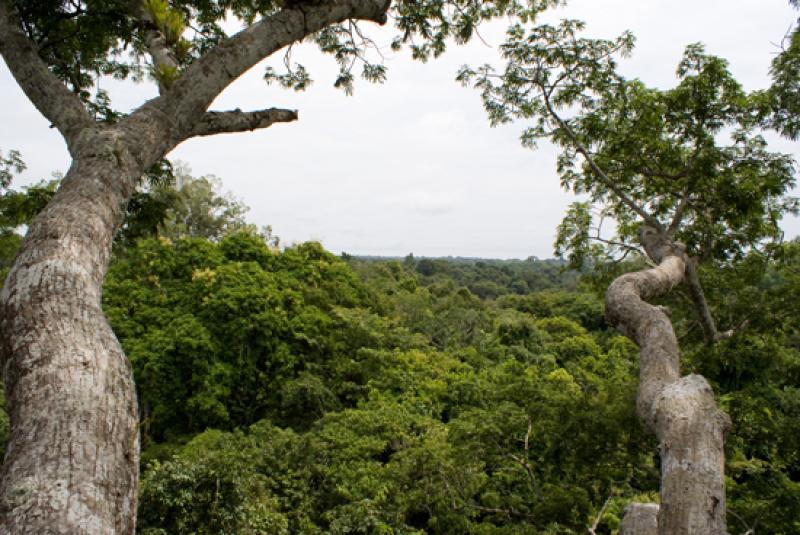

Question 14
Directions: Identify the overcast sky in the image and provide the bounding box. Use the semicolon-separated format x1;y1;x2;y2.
1;0;798;258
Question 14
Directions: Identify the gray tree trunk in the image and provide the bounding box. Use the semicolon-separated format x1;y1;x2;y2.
605;227;730;535
0;138;144;533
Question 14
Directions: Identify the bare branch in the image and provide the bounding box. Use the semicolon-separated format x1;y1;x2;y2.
718;318;750;339
190;108;299;137
667;190;691;237
592;234;644;257
0;0;92;151
587;493;613;535
508;417;543;500
728;507;759;535
684;256;719;345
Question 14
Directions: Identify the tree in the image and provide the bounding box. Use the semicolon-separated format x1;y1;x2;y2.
121;163;252;243
762;1;800;139
0;0;562;531
460;21;796;533
102;230;796;532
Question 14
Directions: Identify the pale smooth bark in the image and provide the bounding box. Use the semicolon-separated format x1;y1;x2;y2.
0;0;389;531
605;227;730;535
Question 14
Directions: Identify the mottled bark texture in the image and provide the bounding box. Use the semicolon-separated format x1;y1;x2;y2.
0;0;388;532
192;108;299;137
619;503;659;535
605;227;730;535
0;134;144;534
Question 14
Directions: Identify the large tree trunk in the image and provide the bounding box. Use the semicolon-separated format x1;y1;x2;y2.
0;132;148;533
0;0;388;531
605;227;730;534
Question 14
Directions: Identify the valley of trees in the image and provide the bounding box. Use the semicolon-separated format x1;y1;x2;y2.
0;168;797;533
1;0;800;533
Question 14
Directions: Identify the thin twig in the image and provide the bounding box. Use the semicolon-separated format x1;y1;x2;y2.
587;493;614;535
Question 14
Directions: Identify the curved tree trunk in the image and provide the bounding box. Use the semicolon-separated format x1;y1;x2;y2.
605;227;730;534
0;132;147;533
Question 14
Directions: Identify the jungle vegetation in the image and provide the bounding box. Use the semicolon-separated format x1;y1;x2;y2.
0;0;799;531
0;168;796;533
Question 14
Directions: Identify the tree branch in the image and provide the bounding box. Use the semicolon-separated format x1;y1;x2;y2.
0;0;92;151
158;0;390;140
640;166;690;181
129;0;180;93
587;493;614;535
539;87;664;232
591;234;644;257
667;190;691;237
190;108;299;137
684;256;719;345
606;226;730;533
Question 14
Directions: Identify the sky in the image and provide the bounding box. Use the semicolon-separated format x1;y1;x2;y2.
1;0;798;259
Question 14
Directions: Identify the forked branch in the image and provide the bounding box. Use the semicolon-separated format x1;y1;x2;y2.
161;0;391;135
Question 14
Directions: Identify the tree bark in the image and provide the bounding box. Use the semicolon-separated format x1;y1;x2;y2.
619;503;659;535
605;227;730;535
0;129;148;533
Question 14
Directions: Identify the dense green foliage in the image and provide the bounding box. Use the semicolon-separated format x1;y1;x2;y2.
454;14;800;533
105;232;656;534
363;254;580;299
0;149;59;280
0;153;798;533
764;1;800;139
687;248;800;534
100;229;797;533
119;165;253;245
104;234;798;534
